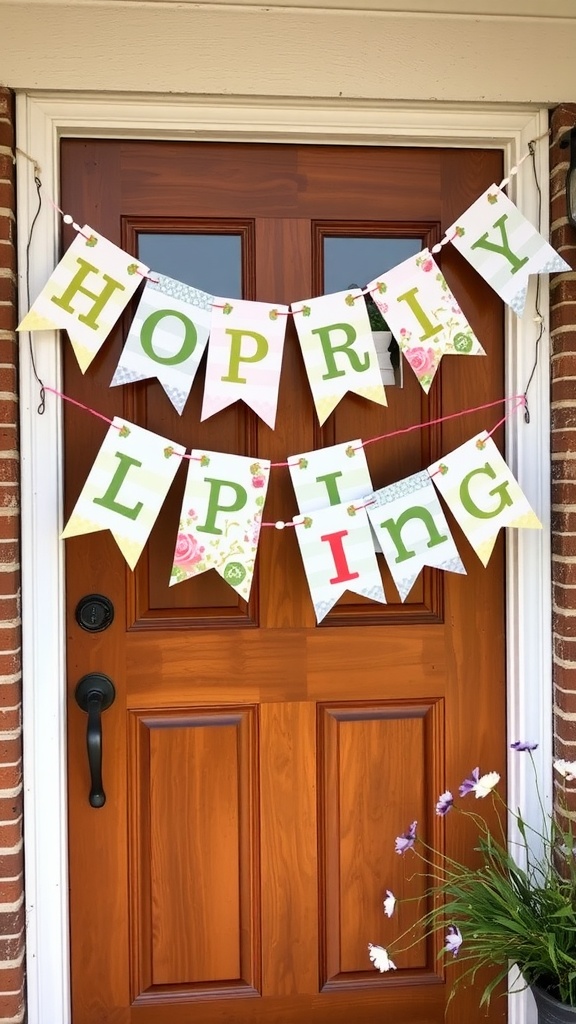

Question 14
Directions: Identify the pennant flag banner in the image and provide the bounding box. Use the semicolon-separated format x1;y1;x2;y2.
288;438;375;513
367;252;485;393
61;418;185;569
110;274;213;414
19;166;570;423
170;450;271;600
288;436;382;552
18;228;148;373
293;502;386;623
428;432;542;566
292;289;387;425
448;185;570;317
366;470;466;600
201;298;288;429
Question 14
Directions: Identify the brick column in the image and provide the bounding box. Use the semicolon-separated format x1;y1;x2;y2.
0;89;24;1024
550;105;576;811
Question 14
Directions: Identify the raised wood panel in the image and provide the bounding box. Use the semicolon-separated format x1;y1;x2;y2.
318;701;444;990
128;707;260;1002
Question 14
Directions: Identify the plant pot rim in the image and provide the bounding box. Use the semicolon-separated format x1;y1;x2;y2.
531;983;576;1016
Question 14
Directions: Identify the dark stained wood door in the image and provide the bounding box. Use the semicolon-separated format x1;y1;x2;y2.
61;140;506;1024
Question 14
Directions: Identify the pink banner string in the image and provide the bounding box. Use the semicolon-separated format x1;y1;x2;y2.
45;383;526;529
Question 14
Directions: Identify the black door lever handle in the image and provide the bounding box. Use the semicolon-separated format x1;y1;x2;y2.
74;673;116;808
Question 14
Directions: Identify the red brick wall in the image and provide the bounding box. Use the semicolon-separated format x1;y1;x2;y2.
550;105;576;809
0;88;24;1024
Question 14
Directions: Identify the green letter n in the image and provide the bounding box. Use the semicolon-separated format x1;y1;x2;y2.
380;505;448;564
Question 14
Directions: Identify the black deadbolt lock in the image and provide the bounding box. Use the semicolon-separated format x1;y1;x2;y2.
75;594;115;633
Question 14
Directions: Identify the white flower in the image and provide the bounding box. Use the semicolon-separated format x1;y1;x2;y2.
383;890;396;918
554;759;576;782
473;771;500;798
368;943;397;972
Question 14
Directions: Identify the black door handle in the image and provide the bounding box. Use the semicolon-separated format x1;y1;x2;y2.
74;673;116;808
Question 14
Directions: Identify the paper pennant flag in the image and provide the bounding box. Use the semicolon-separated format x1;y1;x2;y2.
367;252;485;393
293;502;386;623
448;186;570;317
288;436;382;552
61;418;184;569
366;470;466;600
17;228;149;372
288;438;374;512
170;451;270;600
110;274;213;414
201;298;288;428
428;432;542;566
292;289;387;425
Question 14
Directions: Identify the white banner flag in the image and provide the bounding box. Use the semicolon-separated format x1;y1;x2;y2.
18;228;148;372
61;418;184;569
110;274;213;414
367;251;485;393
201;298;288;428
171;450;271;600
292;289;386;425
288;438;374;512
429;432;542;565
293;502;386;623
448;186;570;317
367;470;465;600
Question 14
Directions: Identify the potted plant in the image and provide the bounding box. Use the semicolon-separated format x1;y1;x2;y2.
368;745;576;1022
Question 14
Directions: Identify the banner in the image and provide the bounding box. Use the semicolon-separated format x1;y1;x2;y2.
448;185;570;317
288;438;375;513
288;437;382;552
428;432;542;565
61;418;185;568
366;470;466;600
292;288;387;425
110;275;213;414
170;451;271;600
18;228;148;372
201;298;288;428
367;252;485;393
293;502;386;623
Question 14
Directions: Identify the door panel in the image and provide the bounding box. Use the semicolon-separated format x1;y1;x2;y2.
62;140;506;1024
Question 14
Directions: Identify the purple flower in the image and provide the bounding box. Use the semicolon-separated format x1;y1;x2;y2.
444;925;462;957
511;741;538;751
459;767;480;797
395;820;417;854
435;790;454;816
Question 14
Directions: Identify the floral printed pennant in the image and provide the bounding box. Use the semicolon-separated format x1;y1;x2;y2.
367;251;485;393
171;451;270;600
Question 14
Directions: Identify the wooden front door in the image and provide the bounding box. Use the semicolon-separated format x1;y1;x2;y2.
62;140;506;1024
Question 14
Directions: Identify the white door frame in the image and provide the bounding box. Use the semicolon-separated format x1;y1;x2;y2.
16;92;551;1024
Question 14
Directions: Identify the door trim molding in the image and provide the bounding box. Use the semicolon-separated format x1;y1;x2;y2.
16;92;551;1024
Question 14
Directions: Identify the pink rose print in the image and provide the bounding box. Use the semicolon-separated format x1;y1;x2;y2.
174;532;205;568
421;258;434;272
252;474;266;489
404;347;437;376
